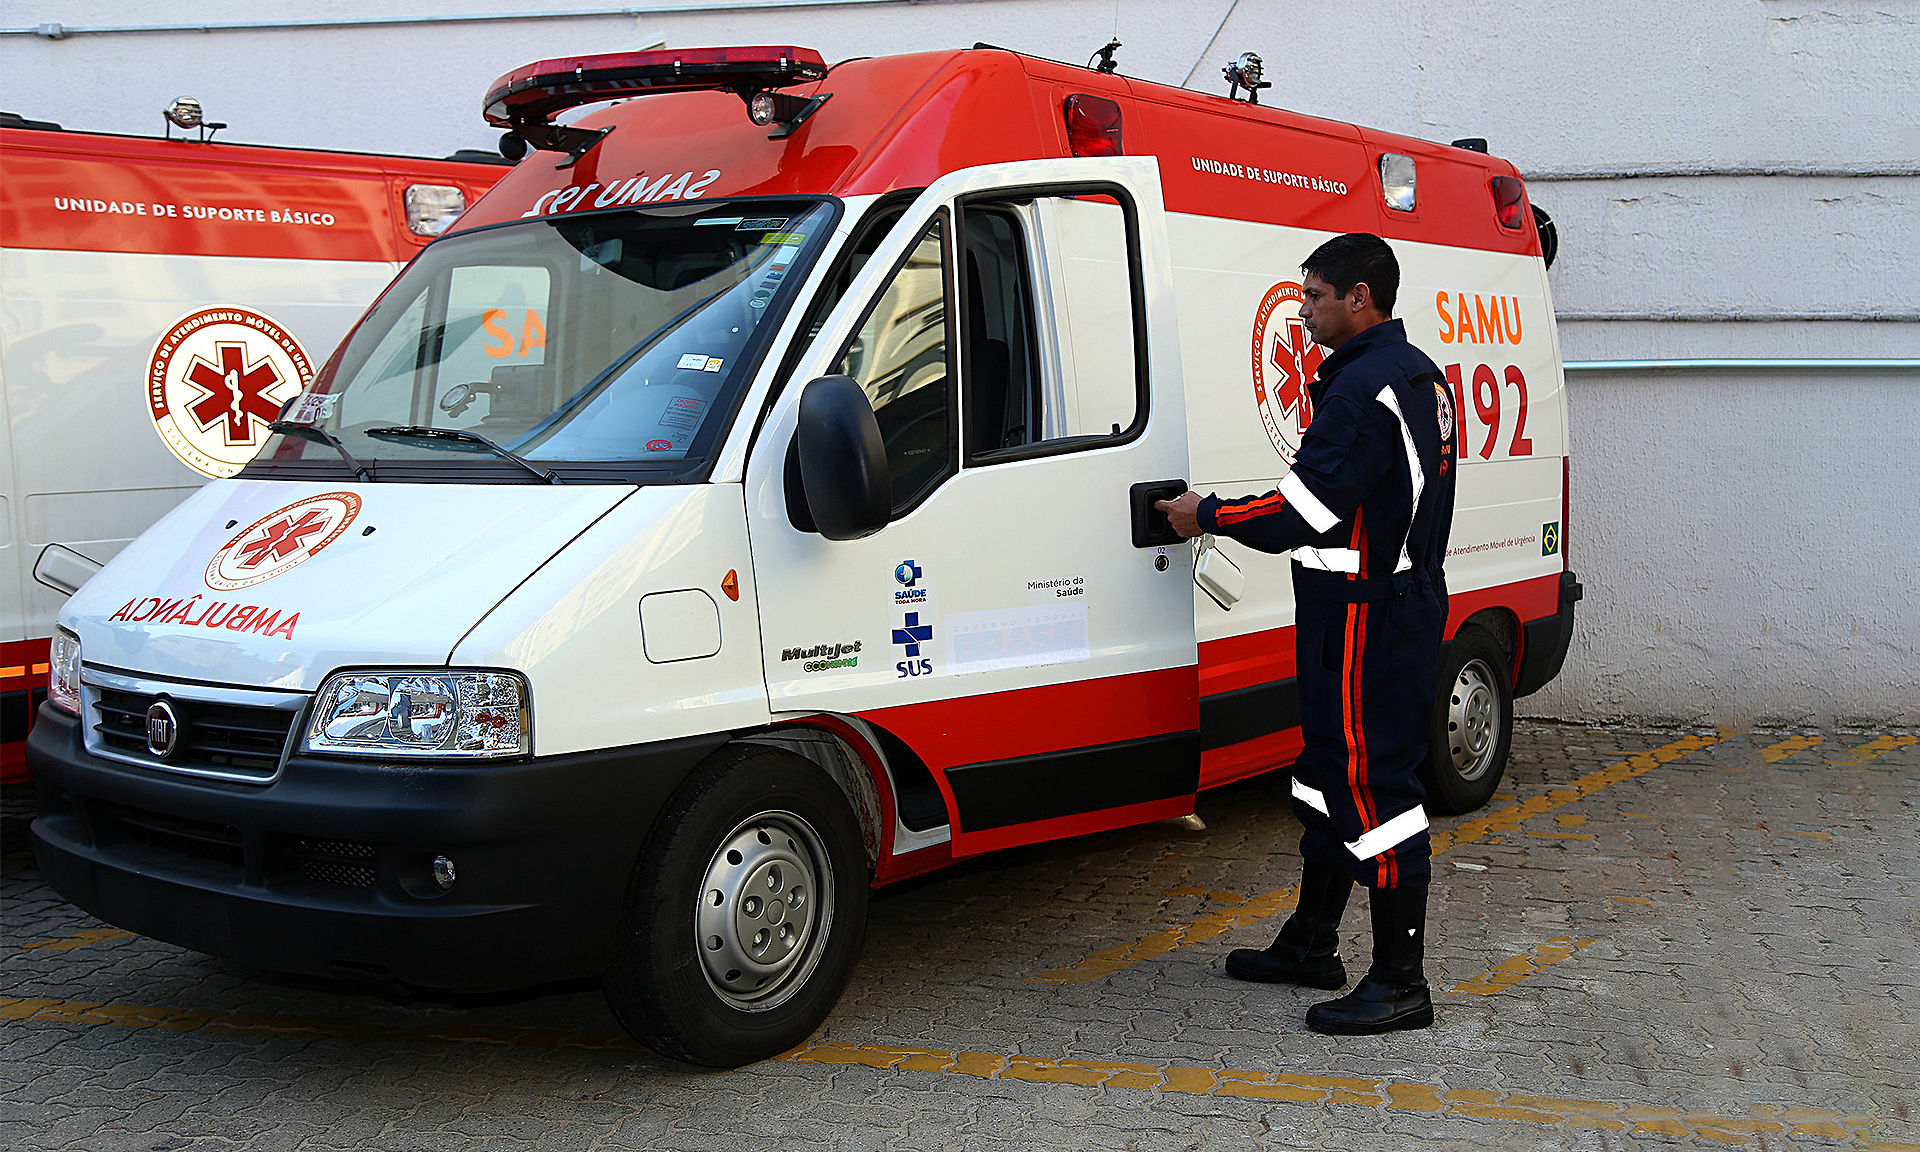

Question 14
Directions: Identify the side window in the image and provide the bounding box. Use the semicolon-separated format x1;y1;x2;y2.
961;192;1141;461
832;217;953;511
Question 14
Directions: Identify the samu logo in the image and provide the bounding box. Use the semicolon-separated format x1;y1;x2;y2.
1249;281;1326;464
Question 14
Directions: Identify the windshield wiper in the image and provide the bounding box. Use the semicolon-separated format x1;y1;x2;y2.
364;425;564;484
268;420;372;482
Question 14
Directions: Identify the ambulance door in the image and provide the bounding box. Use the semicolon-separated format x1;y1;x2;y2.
745;158;1197;857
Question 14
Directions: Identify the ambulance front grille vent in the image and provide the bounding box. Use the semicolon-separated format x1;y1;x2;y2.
289;838;378;889
94;688;296;781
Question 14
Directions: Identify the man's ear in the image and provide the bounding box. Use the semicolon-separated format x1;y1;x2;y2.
1348;282;1372;313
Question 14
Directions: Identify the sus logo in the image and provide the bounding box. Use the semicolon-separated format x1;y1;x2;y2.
1250;281;1326;463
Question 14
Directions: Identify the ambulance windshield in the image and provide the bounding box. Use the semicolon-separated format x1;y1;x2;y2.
248;199;834;482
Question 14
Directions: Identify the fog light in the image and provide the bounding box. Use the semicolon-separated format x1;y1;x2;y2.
433;855;457;890
747;91;778;126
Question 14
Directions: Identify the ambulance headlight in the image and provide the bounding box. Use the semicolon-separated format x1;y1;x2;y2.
303;671;530;759
48;629;83;717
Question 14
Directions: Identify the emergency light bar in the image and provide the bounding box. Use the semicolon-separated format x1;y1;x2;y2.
485;46;831;164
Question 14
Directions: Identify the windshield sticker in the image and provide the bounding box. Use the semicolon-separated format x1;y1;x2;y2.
646;439;672;452
108;595;301;640
696;217;745;227
677;353;710;370
759;231;808;245
703;357;725;372
737;217;791;231
148;307;313;479
659;396;706;432
205;491;361;591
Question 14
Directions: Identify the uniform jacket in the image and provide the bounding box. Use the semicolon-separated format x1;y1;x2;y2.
1197;318;1456;604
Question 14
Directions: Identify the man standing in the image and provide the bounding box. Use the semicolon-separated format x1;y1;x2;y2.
1156;233;1455;1034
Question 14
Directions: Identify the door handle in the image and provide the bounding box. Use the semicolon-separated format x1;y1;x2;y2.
1129;479;1188;548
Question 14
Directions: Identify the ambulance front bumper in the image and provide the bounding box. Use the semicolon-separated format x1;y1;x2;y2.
26;705;726;991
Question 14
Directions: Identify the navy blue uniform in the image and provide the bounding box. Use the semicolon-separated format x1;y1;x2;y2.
1198;319;1456;889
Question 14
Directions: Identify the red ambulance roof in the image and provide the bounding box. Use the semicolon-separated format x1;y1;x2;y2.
0;128;507;262
455;47;1536;259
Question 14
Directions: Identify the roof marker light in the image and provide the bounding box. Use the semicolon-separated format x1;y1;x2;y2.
1063;94;1123;157
483;46;830;165
1379;153;1417;212
1490;176;1527;230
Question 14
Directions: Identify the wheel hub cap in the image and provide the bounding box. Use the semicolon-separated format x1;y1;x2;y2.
1447;659;1502;782
697;814;826;1003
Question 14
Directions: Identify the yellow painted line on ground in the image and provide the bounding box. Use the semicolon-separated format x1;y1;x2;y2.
19;928;137;952
1451;936;1597;996
1760;735;1822;762
4;993;1913;1148
1030;731;1724;985
1826;735;1918;765
0;996;642;1050
782;1041;1914;1148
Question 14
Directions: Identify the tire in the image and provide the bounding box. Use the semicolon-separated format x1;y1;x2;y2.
603;744;869;1067
1421;623;1514;815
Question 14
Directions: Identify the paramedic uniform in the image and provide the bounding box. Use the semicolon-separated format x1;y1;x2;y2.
1196;318;1456;889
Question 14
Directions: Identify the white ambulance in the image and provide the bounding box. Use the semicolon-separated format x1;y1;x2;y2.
27;46;1579;1066
0;115;503;781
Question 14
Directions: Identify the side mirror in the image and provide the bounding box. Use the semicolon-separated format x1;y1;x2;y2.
789;375;890;540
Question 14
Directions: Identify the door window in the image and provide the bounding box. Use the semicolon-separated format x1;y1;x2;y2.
831;217;953;511
960;192;1142;462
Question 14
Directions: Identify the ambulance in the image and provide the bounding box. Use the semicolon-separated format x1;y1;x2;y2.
26;46;1580;1066
0;116;504;782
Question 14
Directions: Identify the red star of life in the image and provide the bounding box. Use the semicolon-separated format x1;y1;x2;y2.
236;509;331;569
186;342;283;443
1271;318;1325;435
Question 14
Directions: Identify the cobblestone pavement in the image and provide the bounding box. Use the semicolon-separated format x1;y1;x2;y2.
3;722;1917;1151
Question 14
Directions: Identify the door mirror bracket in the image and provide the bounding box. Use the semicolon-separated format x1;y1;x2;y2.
789;375;892;540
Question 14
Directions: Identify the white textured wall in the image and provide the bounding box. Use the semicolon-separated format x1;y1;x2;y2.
4;0;1916;724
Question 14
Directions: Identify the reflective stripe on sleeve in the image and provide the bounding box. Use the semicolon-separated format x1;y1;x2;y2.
1279;471;1340;533
1292;546;1362;573
1291;777;1330;815
1374;385;1425;574
1344;804;1429;860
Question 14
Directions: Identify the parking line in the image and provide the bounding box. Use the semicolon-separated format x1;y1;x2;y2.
2;993;1907;1148
1761;734;1822;762
781;1040;1911;1148
19;928;137;952
1450;936;1597;995
1826;735;1917;765
1029;731;1724;984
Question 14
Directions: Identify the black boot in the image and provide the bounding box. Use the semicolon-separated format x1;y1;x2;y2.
1224;863;1352;989
1305;884;1434;1034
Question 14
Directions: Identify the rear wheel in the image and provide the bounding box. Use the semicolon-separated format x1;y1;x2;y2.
1421;624;1513;815
603;744;869;1067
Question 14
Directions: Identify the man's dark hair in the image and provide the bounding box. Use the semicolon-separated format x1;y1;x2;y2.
1302;232;1400;316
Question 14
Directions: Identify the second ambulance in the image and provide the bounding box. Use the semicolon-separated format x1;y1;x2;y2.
29;45;1579;1066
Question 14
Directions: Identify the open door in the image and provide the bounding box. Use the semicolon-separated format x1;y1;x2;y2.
745;157;1197;857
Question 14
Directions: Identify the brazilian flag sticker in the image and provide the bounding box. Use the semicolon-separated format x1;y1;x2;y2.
1542;522;1561;556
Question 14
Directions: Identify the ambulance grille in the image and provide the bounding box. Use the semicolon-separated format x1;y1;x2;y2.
289;838;378;889
100;802;245;873
93;688;296;781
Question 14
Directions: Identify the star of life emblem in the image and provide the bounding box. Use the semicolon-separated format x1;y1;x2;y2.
205;491;361;591
148;308;313;478
1250;281;1326;464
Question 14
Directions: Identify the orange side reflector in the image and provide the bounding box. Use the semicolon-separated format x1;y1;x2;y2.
721;570;740;601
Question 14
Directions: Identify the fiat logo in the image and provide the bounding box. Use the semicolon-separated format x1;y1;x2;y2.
145;700;180;759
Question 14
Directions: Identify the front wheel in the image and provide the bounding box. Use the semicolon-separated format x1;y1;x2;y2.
603;744;869;1067
1420;624;1514;815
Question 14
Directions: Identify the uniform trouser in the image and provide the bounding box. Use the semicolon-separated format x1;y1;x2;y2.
1289;588;1444;889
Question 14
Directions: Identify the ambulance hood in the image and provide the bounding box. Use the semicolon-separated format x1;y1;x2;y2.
63;480;634;692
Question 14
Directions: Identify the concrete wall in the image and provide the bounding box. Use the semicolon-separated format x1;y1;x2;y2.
4;0;1915;724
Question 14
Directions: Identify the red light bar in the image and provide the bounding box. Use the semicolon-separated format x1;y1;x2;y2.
485;46;828;129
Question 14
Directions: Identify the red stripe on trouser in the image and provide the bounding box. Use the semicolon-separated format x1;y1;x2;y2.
1343;601;1375;833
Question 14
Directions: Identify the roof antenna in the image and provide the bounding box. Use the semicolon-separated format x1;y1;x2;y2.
1090;38;1121;74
